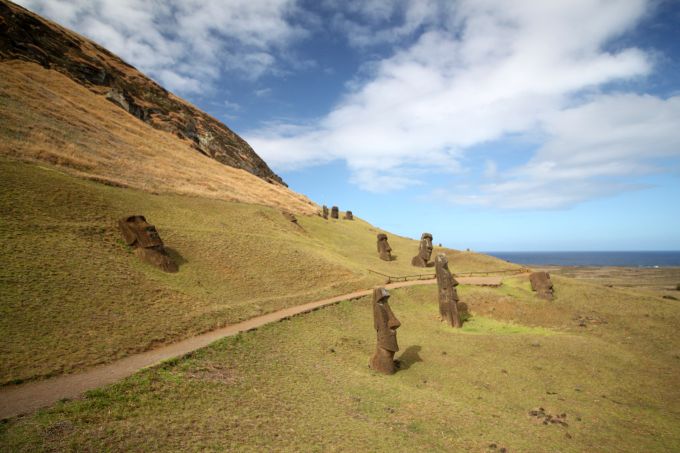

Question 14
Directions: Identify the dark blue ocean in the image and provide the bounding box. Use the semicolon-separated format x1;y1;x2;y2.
484;251;680;267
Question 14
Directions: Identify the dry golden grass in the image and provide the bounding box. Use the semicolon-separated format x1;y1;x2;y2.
0;60;317;214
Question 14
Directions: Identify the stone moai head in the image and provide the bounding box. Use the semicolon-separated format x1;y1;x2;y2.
377;233;393;261
411;232;433;267
118;215;178;272
322;205;329;219
529;271;554;300
435;253;462;327
343;210;354;220
331;206;339;219
370;287;401;374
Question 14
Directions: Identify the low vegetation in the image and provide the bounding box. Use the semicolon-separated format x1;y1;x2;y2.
2;278;679;452
0;158;515;385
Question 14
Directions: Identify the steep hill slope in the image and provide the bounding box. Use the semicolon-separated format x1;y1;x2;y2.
0;159;517;386
0;0;285;185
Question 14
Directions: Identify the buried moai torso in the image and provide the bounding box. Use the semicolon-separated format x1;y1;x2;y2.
435;254;462;328
370;287;401;374
331;206;339;219
322;205;329;219
411;233;433;267
118;215;178;272
530;272;554;300
377;234;393;261
343;210;354;220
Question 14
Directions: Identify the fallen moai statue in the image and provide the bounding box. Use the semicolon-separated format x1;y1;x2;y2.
435;254;462;327
344;210;354;220
377;234;393;261
118;215;178;272
322;205;329;219
370;287;401;374
331;206;339;219
530;271;554;300
411;233;433;267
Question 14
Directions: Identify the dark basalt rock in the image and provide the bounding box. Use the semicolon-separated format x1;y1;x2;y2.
0;0;286;186
118;215;177;272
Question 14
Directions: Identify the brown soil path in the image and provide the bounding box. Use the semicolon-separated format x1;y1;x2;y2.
0;277;498;419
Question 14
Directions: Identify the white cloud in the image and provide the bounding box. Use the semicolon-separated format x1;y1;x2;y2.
16;0;308;94
249;0;668;204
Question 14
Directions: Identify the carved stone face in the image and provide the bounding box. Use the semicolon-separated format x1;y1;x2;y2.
322;205;328;219
118;215;178;273
373;287;400;352
331;206;339;219
529;272;554;299
343;210;354;220
377;234;392;261
419;233;433;261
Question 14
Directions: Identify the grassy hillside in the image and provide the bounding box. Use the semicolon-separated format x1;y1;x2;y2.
2;279;679;451
0;158;516;385
0;60;316;213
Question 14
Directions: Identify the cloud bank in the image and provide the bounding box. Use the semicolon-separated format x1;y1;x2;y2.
17;0;308;93
248;0;680;207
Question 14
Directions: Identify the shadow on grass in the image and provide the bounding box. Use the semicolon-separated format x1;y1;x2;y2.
397;345;423;371
165;247;188;269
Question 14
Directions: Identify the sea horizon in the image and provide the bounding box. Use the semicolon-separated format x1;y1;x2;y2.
483;250;680;267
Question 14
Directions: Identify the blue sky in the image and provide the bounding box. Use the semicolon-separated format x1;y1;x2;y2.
19;0;680;250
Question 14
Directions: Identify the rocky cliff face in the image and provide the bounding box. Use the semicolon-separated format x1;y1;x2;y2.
0;0;286;186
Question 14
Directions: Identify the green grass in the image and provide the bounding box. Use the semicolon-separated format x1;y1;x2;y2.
2;279;679;452
0;158;516;384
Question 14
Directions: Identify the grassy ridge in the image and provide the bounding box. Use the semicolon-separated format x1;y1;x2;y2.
0;159;515;385
2;281;679;451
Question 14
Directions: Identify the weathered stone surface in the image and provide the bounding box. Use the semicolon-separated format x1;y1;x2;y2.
530;271;554;300
118;215;178;272
435;254;462;327
322;205;329;219
343;210;354;220
331;206;339;219
370;287;401;375
411;233;433;267
0;1;285;186
377;234;393;261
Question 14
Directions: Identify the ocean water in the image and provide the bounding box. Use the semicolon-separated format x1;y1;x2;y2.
484;251;680;267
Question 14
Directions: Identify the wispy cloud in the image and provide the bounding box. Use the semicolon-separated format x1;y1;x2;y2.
17;0;309;94
248;0;677;207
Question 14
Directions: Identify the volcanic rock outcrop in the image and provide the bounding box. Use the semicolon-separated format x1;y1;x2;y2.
118;215;178;272
0;0;285;186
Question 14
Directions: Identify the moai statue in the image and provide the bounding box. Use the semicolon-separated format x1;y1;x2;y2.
411;232;433;267
343;210;354;220
530;272;554;300
377;233;393;261
370;287;401;374
322;205;329;219
435;254;462;328
118;215;178;272
331;206;339;219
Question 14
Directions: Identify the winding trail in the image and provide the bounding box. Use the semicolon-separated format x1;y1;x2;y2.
0;276;502;419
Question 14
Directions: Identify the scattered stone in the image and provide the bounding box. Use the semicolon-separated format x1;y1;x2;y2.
331;206;339;219
118;215;178;272
529;408;569;427
411;232;433;267
343;210;354;220
377;234;393;261
529;272;554;300
662;295;678;300
565;432;572;439
488;443;497;449
370;287;401;375
435;253;462;328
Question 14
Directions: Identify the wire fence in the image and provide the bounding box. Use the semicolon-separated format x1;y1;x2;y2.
367;267;529;284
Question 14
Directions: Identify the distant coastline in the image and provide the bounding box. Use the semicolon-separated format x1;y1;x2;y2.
483;251;680;267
